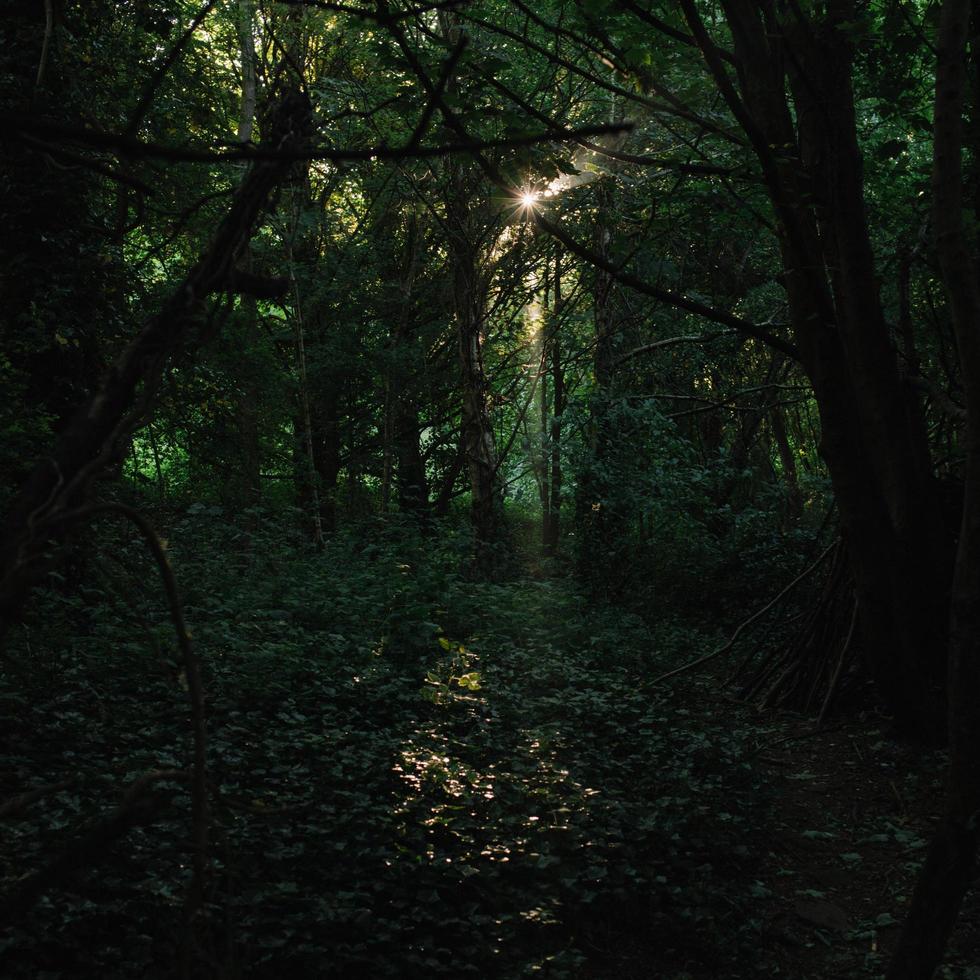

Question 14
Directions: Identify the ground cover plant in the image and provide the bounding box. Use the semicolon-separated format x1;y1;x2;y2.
4;514;980;978
2;517;768;978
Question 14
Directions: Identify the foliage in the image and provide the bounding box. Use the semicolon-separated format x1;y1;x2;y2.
3;0;979;974
572;395;824;617
2;515;770;978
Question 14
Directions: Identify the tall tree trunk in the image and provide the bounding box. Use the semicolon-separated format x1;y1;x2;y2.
396;410;428;513
545;259;565;556
579;180;622;595
785;6;950;740
311;384;340;534
234;0;261;511
455;238;505;573
888;1;980;971
528;270;551;549
445;174;504;571
439;11;506;574
391;211;430;516
538;296;551;549
682;0;952;738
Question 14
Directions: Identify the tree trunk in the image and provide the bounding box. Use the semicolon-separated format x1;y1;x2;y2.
395;405;429;514
769;404;802;520
433;436;465;517
457;258;505;572
391;210;429;516
438;12;506;574
785;5;950;740
446;172;505;573
311;385;341;534
538;306;551;549
683;0;952;738
233;0;261;512
545;257;565;555
888;1;980;971
0;89;312;631
579;180;623;596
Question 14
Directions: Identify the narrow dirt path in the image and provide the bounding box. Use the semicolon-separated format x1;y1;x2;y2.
739;707;980;978
6;562;980;978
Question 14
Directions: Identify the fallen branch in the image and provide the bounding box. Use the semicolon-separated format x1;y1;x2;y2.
1;769;182;921
0;779;75;820
650;540;838;687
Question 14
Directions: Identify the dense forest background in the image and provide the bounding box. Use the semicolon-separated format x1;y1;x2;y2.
3;0;980;976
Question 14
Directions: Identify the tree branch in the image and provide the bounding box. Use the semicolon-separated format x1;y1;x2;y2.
0;112;631;165
386;21;798;358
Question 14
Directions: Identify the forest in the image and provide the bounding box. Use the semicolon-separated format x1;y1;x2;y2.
3;0;980;976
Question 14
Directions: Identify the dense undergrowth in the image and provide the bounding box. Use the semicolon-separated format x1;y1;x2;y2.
0;510;778;978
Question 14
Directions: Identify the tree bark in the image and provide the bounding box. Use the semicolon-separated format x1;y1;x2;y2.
769;404;802;520
309;383;341;534
0;89;312;632
681;0;952;738
440;87;506;567
888;0;980;971
434;11;507;573
545;256;565;555
454;231;505;572
579;179;624;596
391;210;430;515
234;0;261;511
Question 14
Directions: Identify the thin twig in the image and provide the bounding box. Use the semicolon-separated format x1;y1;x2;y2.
817;598;859;726
650;540;839;687
57;503;208;926
32;0;54;108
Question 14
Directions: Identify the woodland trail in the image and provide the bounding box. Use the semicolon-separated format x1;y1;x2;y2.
3;560;979;978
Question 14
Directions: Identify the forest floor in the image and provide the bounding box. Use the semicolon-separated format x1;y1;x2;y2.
745;701;980;979
1;518;979;978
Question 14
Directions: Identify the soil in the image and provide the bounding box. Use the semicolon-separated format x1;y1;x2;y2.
738;702;980;978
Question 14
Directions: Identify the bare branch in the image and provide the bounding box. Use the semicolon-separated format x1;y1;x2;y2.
0;112;631;165
613;332;733;366
385;19;798;358
650;541;838;687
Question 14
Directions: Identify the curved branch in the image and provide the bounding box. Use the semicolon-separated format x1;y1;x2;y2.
649;540;838;687
387;19;798;358
58;503;208;921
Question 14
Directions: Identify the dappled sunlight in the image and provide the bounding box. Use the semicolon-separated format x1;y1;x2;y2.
3;514;827;977
4;0;967;969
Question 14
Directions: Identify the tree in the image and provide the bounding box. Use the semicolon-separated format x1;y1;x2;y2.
887;0;980;971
